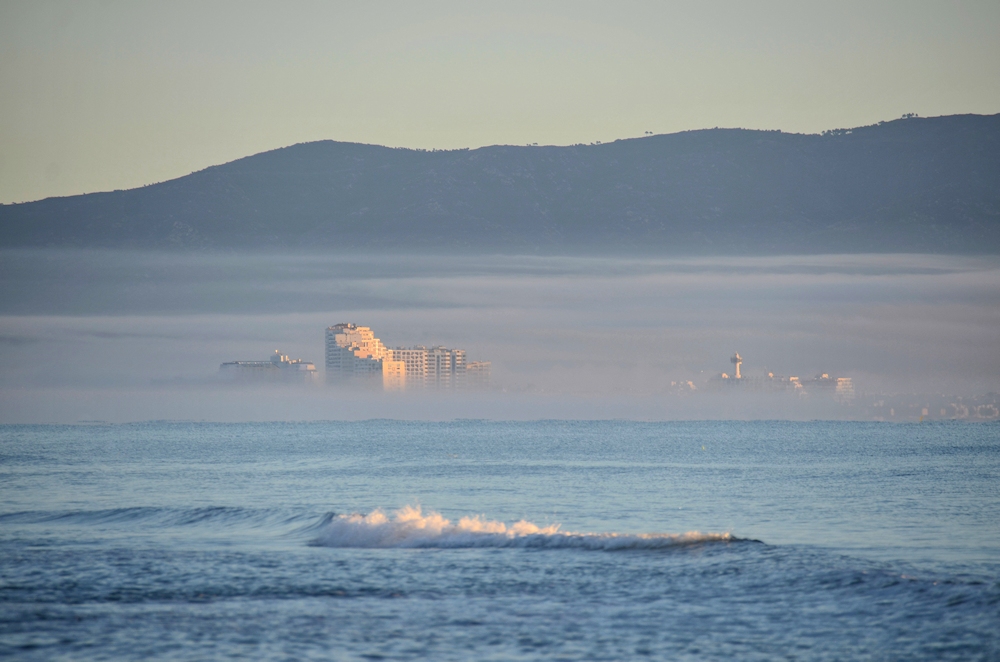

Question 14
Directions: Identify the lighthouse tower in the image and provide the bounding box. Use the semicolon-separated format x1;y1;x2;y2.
730;352;742;380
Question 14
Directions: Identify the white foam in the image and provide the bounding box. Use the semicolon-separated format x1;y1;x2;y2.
311;505;732;550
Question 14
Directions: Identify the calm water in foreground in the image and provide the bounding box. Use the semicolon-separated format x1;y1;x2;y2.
1;421;998;660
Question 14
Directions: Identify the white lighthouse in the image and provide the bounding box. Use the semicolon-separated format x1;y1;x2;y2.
730;352;742;380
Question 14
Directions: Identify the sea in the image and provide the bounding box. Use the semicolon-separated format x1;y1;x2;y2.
1;420;998;660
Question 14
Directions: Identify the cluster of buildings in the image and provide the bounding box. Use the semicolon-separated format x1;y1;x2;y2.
214;344;1000;422
325;323;491;390
218;323;491;391
711;352;855;402
862;392;999;422
218;342;863;403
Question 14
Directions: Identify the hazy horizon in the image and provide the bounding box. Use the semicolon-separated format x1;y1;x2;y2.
2;250;997;423
2;3;998;422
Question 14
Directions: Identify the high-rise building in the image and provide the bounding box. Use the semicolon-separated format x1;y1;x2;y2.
382;358;406;391
451;349;467;388
325;323;483;391
325;323;404;389
391;347;429;387
425;346;466;389
390;346;467;389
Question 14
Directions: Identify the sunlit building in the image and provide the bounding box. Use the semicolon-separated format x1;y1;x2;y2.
807;373;855;401
392;347;431;387
466;361;492;389
325;323;405;390
325;324;389;374
382;358;406;391
220;350;318;383
325;323;483;391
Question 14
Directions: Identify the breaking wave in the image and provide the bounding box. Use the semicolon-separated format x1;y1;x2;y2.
1;505;739;550
310;505;734;550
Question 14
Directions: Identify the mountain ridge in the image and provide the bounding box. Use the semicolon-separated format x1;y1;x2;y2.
3;113;998;255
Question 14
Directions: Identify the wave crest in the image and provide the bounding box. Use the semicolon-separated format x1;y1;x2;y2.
311;505;733;550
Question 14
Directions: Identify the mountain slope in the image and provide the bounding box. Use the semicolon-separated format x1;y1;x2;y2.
2;114;998;254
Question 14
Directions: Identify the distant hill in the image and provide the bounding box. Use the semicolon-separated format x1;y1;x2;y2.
2;114;998;254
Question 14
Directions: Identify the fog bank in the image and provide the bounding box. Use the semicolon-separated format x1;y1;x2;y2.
1;251;997;422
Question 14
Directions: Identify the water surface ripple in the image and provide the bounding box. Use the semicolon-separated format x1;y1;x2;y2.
1;421;997;660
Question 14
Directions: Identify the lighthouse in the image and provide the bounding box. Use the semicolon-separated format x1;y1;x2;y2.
731;352;742;380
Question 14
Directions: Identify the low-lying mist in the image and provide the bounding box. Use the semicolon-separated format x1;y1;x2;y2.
1;250;997;422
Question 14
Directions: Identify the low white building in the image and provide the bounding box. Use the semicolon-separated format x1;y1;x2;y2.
220;350;318;383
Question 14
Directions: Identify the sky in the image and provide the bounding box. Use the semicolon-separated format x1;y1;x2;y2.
2;0;999;204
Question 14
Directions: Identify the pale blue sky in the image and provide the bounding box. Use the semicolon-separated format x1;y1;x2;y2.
2;0;998;203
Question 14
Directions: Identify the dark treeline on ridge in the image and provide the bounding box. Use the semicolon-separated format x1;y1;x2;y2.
2;114;998;255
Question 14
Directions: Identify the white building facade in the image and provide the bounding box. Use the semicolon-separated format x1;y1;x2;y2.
325;323;483;391
325;323;405;389
220;350;318;383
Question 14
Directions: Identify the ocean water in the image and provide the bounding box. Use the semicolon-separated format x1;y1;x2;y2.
1;420;998;660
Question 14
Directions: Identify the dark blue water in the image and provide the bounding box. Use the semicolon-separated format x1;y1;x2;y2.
1;421;998;659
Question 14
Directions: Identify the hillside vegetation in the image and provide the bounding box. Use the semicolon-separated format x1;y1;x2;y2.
2;114;998;254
